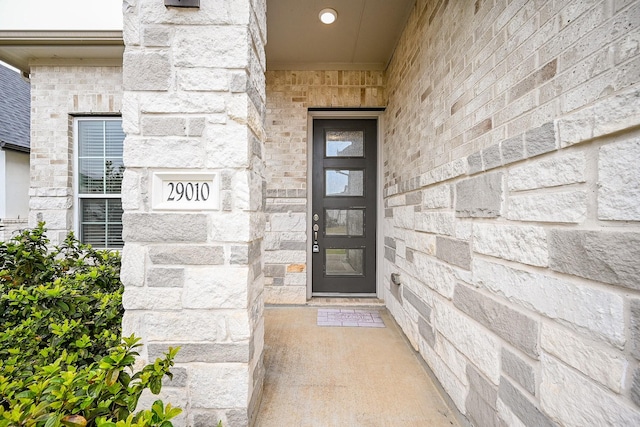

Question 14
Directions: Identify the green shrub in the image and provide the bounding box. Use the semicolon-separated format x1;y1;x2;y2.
0;224;181;426
0;223;123;373
0;336;180;427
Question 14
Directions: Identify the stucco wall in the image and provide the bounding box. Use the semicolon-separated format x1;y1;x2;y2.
4;149;30;219
264;70;385;304
382;1;640;426
0;149;29;241
29;64;123;244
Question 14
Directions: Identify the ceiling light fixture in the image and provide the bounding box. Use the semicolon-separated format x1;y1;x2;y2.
319;8;338;24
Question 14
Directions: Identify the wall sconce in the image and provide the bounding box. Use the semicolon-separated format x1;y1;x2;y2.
319;8;338;24
165;0;200;8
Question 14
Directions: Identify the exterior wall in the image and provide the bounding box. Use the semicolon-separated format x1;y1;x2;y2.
120;1;266;426
264;70;385;303
382;1;640;426
28;64;123;244
0;149;30;241
4;149;30;218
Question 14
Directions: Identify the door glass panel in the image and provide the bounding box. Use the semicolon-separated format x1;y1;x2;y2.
325;169;364;196
325;248;364;276
325;209;364;236
326;130;364;157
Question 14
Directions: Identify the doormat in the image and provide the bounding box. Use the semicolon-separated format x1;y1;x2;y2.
317;309;385;328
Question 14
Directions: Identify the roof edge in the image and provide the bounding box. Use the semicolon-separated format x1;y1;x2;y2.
0;30;123;45
0;141;30;153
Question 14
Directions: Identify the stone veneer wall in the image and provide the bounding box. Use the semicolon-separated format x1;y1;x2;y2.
382;1;640;426
264;70;385;303
120;0;266;425
28;64;123;244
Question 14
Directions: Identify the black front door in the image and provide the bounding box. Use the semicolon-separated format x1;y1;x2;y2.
312;119;377;294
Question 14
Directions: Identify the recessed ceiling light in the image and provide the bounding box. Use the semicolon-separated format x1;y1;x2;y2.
319;8;338;24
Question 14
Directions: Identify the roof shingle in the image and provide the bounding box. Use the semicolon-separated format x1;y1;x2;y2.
0;64;30;151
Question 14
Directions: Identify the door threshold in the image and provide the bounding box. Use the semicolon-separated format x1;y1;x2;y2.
307;296;384;307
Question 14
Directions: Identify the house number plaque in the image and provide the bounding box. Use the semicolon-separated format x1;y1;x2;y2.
152;172;219;211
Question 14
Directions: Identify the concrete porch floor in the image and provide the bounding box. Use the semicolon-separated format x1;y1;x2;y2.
254;306;462;427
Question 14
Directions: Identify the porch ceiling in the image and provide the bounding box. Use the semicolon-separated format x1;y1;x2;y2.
266;0;415;71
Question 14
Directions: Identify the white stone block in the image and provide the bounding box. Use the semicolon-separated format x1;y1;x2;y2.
598;138;640;220
418;339;468;413
141;311;221;341
423;184;451;209
413;251;456;299
508;151;586;191
29;210;71;230
394;205;415;229
455;221;473;241
179;68;229;91
540;355;640;427
283;272;306;286
434;302;501;384
225;311;251;341
121;169;141;210
415;212;455;236
507;191;587;223
175;26;249;68
473;259;625;347
123;137;205;168
435;335;469;388
122;286;183;310
121;92;140;135
29;196;72;210
473;223;548;267
541;322;626;393
183;267;249;309
232;171;251;211
264;285;307;304
263;250;306;264
387;194;406;207
557;87;640;147
204;122;250;168
189;363;249;409
228;93;250;122
210;212;251;242
137;92;226;114
268;213;305;232
395;228;436;255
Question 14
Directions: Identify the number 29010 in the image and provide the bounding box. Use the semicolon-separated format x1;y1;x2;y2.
167;182;210;202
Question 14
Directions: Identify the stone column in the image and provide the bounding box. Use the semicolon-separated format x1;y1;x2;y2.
120;1;266;425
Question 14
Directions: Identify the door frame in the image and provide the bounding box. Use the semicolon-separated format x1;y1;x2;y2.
306;109;385;299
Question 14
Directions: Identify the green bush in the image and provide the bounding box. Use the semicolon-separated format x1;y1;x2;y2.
0;224;181;426
0;224;123;372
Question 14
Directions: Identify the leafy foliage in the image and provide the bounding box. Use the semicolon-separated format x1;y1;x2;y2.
0;337;180;427
0;224;182;426
0;223;123;373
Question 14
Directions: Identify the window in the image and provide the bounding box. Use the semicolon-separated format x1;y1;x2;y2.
75;118;124;249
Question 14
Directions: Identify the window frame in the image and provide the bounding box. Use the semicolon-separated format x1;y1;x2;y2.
73;116;124;249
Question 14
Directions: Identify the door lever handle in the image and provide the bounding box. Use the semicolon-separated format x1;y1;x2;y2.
314;231;318;241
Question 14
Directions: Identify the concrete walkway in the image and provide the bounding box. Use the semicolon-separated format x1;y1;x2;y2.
254;306;461;427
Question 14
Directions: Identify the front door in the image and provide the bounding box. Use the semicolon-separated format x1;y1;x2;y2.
312;119;377;294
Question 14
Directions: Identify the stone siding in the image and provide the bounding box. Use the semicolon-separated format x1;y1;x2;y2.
264;70;385;303
121;0;266;425
28;64;123;244
383;1;640;426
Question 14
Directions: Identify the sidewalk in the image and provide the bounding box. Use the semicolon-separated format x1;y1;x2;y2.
254;306;462;427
